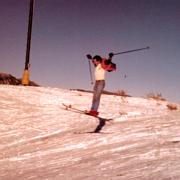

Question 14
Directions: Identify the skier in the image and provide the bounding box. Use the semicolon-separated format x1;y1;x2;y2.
86;53;116;116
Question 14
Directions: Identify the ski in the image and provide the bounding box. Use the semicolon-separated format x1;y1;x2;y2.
62;103;113;120
62;103;99;117
62;103;87;113
62;103;114;133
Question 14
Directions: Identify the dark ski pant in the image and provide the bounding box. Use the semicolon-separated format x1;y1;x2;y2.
91;80;105;111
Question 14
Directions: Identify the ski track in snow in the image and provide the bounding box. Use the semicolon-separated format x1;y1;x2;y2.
0;85;180;180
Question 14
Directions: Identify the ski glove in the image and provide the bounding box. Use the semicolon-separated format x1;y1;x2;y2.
109;52;114;58
86;54;92;59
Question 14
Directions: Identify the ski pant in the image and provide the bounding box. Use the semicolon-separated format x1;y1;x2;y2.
91;80;105;111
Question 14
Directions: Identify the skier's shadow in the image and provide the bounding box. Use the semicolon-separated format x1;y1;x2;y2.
90;117;113;133
74;117;113;134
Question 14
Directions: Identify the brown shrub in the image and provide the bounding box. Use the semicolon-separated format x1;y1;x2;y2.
166;104;178;110
147;92;166;101
116;90;128;97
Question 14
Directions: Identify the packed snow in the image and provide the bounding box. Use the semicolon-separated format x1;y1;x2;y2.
0;85;180;180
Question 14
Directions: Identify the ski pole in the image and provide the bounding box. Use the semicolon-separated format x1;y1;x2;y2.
113;46;150;56
88;59;93;85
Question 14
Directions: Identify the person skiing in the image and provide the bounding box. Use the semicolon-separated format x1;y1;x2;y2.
86;53;116;116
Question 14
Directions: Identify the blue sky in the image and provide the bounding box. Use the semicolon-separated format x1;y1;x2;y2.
0;0;179;102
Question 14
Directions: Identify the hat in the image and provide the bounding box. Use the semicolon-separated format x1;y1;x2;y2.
93;55;102;62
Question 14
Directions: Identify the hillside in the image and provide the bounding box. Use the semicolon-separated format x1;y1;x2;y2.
0;72;39;86
0;85;180;180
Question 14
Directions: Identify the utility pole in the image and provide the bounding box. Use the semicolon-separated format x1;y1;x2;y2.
22;0;35;85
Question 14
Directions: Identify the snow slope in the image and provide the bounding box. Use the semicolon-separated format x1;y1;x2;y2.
0;85;180;180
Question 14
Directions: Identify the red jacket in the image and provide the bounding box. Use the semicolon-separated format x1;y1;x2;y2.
93;58;116;72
